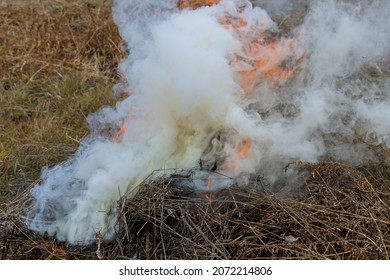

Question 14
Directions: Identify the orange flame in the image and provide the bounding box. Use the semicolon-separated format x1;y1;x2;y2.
222;138;251;172
111;114;133;143
217;4;304;93
178;0;220;10
236;137;250;160
49;245;68;259
177;0;303;92
203;177;213;203
236;38;302;92
112;121;126;142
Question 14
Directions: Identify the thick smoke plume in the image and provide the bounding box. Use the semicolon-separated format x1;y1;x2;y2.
26;0;390;244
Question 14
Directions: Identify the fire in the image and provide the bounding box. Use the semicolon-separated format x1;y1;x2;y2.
111;120;126;142
203;177;213;202
237;137;251;159
178;0;220;10
31;241;67;259
216;3;304;93
200;138;251;185
49;245;67;259
25;0;390;248
111;114;132;143
179;0;303;92
222;138;251;172
178;0;303;184
233;34;302;92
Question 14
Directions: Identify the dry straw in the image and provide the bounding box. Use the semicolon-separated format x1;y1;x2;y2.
0;0;122;83
2;161;389;260
1;0;389;260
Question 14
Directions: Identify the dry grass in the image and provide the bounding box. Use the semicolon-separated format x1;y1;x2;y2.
116;162;390;260
2;161;389;260
0;0;122;202
0;0;389;260
0;0;122;254
0;0;121;81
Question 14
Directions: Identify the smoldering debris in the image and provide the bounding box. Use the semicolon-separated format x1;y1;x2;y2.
3;160;390;259
22;0;390;248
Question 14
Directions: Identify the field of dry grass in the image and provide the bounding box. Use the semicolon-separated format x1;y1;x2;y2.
0;0;389;260
0;0;121;201
0;0;122;257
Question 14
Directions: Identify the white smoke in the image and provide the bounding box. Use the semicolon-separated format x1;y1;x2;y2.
26;0;390;244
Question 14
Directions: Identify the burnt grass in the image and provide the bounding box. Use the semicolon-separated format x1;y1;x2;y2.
1;0;389;260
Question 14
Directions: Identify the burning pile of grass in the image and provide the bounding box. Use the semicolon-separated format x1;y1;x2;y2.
2;160;389;260
1;0;389;260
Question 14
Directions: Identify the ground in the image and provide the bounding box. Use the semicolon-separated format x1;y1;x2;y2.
0;0;389;260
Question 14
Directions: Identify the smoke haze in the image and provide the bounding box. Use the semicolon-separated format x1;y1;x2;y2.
26;0;390;244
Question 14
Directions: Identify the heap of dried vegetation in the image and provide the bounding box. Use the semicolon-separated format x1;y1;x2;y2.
2;160;389;260
1;0;389;260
